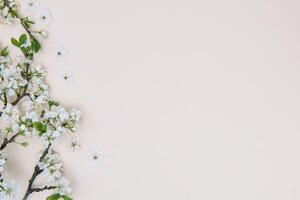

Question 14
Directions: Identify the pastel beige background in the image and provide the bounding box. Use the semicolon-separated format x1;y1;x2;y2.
1;0;300;199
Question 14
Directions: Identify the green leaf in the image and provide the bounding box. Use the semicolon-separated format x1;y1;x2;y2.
46;193;73;200
21;17;34;29
48;100;59;107
20;142;29;147
11;38;20;47
31;38;41;53
17;130;25;136
0;47;9;57
33;122;47;135
46;194;60;200
19;34;27;45
62;195;73;200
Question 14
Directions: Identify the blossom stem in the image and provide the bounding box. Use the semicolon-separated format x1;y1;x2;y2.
0;1;34;147
3;91;7;106
0;133;18;150
11;87;29;105
22;143;52;200
30;185;57;193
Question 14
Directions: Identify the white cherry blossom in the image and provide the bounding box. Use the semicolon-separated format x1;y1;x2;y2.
36;8;52;26
59;71;74;84
23;0;39;12
53;44;68;59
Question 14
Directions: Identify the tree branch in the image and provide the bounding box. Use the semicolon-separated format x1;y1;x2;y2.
0;133;18;150
22;143;52;200
11;89;28;105
30;185;57;193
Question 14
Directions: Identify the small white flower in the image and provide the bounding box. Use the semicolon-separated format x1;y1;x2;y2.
68;139;81;151
1;103;19;121
22;100;33;111
36;8;52;26
0;152;6;172
35;95;47;104
14;56;33;65
87;151;104;165
53;44;67;59
52;130;61;138
7;88;15;96
1;180;19;199
0;101;4;110
59;111;69;122
23;0;39;12
0;7;14;24
59;71;74;84
55;177;71;195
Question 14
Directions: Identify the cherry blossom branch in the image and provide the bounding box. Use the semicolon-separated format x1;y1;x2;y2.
0;0;37;148
22;143;52;200
0;1;79;199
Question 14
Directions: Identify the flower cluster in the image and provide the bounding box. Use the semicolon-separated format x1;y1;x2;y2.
0;55;47;105
0;41;81;142
19;99;80;145
38;150;71;196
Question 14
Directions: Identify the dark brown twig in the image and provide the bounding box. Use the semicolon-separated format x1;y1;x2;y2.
0;133;19;150
30;185;57;193
22;143;52;200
